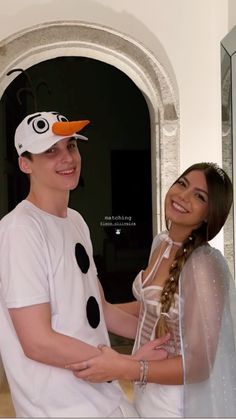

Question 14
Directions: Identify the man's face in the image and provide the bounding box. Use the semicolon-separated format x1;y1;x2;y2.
20;137;81;194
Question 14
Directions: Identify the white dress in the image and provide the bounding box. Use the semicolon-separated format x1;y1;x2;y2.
132;231;236;417
132;233;183;417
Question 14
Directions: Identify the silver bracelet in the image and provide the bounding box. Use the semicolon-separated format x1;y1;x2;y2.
135;360;149;388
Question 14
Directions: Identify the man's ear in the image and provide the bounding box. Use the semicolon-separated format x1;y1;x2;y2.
18;156;32;174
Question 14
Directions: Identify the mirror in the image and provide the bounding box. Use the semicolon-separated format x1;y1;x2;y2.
221;26;236;277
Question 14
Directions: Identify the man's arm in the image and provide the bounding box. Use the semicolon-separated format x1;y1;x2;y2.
115;301;140;316
98;280;138;339
9;303;101;368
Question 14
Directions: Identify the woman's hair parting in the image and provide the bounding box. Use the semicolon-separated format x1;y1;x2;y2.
156;162;233;337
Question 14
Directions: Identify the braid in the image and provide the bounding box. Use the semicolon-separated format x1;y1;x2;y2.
155;231;206;337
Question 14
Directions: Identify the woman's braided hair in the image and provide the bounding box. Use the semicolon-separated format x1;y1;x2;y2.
155;162;233;337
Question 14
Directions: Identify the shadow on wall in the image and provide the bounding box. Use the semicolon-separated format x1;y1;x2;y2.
5;0;177;97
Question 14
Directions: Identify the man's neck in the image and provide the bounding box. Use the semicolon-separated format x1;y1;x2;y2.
27;189;70;218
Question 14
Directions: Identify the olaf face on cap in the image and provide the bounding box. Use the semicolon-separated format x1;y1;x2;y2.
14;111;90;156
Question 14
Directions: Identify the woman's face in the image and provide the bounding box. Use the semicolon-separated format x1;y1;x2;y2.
165;170;209;233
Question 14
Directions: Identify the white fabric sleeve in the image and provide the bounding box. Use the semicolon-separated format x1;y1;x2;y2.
149;231;166;260
180;245;236;417
0;224;50;308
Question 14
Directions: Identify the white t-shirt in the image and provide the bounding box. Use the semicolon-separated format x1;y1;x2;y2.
0;200;123;417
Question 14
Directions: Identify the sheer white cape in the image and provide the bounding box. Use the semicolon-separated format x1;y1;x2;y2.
151;233;236;417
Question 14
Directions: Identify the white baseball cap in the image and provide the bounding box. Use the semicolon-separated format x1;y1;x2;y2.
14;111;90;156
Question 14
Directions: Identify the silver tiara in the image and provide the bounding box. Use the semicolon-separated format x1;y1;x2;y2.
208;163;225;180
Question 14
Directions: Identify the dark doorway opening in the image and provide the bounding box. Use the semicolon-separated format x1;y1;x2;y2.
1;56;152;303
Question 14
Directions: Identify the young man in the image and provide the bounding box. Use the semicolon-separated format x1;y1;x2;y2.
0;111;139;417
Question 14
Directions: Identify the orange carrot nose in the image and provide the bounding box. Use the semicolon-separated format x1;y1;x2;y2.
52;120;90;136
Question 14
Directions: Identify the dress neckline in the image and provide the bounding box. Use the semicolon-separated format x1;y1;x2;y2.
142;232;183;287
161;234;183;259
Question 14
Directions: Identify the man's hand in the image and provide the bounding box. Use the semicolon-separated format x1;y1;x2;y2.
65;345;134;383
65;334;170;383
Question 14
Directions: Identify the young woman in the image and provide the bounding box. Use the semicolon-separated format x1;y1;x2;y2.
67;162;236;417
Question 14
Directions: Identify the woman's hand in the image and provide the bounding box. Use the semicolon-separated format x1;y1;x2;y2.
132;333;170;361
65;334;170;383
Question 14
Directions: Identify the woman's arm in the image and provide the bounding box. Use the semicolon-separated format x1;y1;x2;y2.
66;345;183;385
181;247;225;383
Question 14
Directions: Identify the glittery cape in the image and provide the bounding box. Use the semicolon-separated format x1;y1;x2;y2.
179;244;236;417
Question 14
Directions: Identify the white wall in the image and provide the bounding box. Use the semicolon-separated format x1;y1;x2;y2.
0;0;229;171
229;0;236;30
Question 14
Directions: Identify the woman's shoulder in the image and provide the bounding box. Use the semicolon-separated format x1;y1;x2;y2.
190;244;226;263
184;244;232;283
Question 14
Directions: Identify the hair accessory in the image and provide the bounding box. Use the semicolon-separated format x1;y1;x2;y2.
14;111;90;156
208;162;225;180
215;167;225;180
161;312;170;318
171;260;177;268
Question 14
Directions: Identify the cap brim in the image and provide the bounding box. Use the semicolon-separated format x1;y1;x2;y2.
20;133;88;155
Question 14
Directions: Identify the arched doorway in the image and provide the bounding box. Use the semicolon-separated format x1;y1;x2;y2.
0;21;179;234
0;18;179;371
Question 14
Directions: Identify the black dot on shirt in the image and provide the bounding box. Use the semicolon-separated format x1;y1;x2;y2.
86;296;100;328
75;243;90;273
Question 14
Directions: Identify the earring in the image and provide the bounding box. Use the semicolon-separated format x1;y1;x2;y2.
167;219;172;230
205;221;209;242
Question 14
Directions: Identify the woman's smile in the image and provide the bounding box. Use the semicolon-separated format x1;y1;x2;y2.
171;200;188;214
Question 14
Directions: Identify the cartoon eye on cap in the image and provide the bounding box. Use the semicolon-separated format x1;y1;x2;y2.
57;115;68;123
31;114;69;134
32;117;49;134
